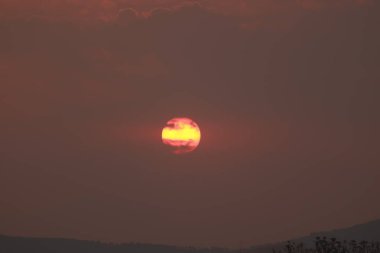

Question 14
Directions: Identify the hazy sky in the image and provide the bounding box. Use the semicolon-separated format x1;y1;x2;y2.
0;0;379;248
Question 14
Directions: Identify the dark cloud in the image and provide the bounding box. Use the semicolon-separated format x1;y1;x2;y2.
0;0;374;25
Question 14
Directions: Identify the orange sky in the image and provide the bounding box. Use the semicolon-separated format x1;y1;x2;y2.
0;0;379;248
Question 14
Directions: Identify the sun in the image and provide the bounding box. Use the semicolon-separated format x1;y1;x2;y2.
162;117;201;154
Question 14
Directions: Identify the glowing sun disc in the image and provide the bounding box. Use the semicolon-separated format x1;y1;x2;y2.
162;117;201;154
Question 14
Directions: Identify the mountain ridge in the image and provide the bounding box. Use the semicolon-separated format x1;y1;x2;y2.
1;219;379;253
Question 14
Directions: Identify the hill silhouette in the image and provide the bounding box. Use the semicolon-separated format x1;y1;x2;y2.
286;219;380;247
309;219;380;241
249;219;380;253
0;235;233;253
1;219;379;253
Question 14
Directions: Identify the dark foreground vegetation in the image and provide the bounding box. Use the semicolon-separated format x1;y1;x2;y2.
276;237;380;253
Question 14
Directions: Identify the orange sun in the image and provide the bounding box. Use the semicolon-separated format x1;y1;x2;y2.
162;117;201;154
